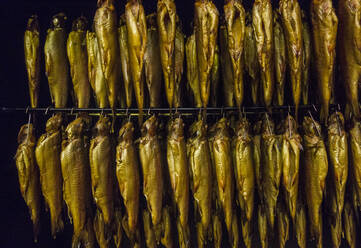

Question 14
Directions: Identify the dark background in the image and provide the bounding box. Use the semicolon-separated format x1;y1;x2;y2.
0;0;349;247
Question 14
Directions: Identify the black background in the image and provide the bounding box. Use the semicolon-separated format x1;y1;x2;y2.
0;0;349;247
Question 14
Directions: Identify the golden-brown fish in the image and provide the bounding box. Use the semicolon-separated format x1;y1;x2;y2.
311;0;338;122
209;44;219;107
279;0;303;116
258;205;268;248
157;0;177;108
349;117;361;208
212;214;222;248
338;0;361;119
44;13;69;108
126;0;147;123
15;124;41;242
281;115;302;222
194;0;219;108
174;18;185;108
89;116;114;228
327;186;342;248
61;117;95;248
86;31;109;108
186;33;202;107
276;201;289;248
116;121;140;241
343;200;356;248
67;17;91;108
143;209;157;248
94;0;120;109
295;201;307;248
301;11;311;105
24;15;40;108
253;120;263;199
144;13;162;108
35;114;64;237
273;11;286;106
224;0;245;108
303;116;328;248
160;206;174;248
232;118;254;248
252;0;274;109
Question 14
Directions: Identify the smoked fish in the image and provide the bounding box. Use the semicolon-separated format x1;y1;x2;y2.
253;120;263;199
349;117;361;208
67;16;91;108
311;0;338;122
301;12;311;105
343;200;357;248
209;44;219;107
295;201;307;248
252;0;274;109
144;13;162;108
174;18;185;108
15;124;41;242
35;114;64;237
224;0;245;108
338;0;361;119
303;116;328;248
186;33;202;107
194;0;219;108
44;13;69;108
24;15;40;108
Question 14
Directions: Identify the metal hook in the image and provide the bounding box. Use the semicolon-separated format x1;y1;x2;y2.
312;104;317;112
45;106;51;115
71;107;75;115
26;106;30;115
148;108;151;116
308;110;321;137
337;104;341;112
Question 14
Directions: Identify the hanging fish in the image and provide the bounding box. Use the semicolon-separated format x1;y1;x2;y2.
343;200;357;248
186;33;202;107
301;11;311;105
349;117;361;208
174;17;185;108
253;120;263;200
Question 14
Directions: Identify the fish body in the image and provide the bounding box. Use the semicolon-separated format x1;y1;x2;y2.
186;33;202;107
301;12;311;105
252;0;274;108
343;200;356;248
86;31;109;108
273;11;286;106
279;0;303;116
15;124;41;242
338;0;361;119
311;0;338;122
67;17;91;108
303;116;328;247
295;202;307;248
253;120;263;200
116;121;140;238
94;0;120;109
144;13;162;108
174;19;185;108
194;0;219;108
209;44;219;107
44;13;69;108
24;15;40;108
349;118;361;208
35;114;64;237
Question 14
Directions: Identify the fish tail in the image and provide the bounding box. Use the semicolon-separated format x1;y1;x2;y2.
50;212;64;238
72;217;95;248
212;214;222;248
177;220;190;248
32;219;40;243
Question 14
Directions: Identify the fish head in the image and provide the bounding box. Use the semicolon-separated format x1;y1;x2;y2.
26;15;39;32
302;116;321;137
94;116;111;136
261;114;275;135
72;16;87;31
141;115;158;137
51;13;67;29
328;112;345;135
235;117;250;137
66;117;85;138
17;124;35;144
118;122;134;142
168;117;185;139
45;114;63;133
189;119;207;138
283;115;298;136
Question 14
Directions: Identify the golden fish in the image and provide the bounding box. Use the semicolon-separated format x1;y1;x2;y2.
194;0;219;108
174;18;185;108
160;206;174;248
15;124;41;242
126;0;147;123
86;31;109;108
94;0;120;109
24;15;40;108
157;0;177;108
143;209;157;248
116;121;140;240
253;120;263;201
303;116;328;248
338;0;361;119
258;205;268;248
279;0;303;116
209;44;219;107
35;114;64;237
61;117;95;248
276;202;289;248
311;0;338;122
224;0;245;108
349;118;361;209
186;33;202;107
295;202;307;248
301;11;311;105
44;13;69;108
212;214;222;248
343;200;356;248
67;17;91;108
252;0;274;109
273;10;286;106
327;186;342;248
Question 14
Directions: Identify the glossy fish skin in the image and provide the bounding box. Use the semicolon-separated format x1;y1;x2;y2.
118;15;133;108
89;116;114;227
116;121;140;239
232;118;254;248
295;202;307;248
186;33;202;107
301;12;311;105
187;119;212;246
281;115;302;222
253;120;263;199
61;117;95;248
126;0;147;123
349;118;361;207
303;116;328;248
35;114;64;237
139;115;163;229
311;0;338;122
44;13;69;108
194;0;219;108
94;0;120;109
279;0;303;116
258;205;268;248
343;200;356;248
277;202;289;248
338;0;361;119
157;0;177;108
15;124;41;242
273;11;286;106
252;0;274;109
174;18;185;108
224;0;245;108
219;24;234;107
24;15;40;108
67;17;91;108
86;31;109;108
144;13;162;108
